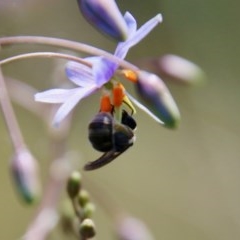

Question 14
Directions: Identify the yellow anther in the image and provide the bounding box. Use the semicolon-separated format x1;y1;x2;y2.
122;69;138;83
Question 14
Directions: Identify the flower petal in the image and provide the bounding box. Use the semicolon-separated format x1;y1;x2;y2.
53;86;97;125
92;57;117;87
124;12;137;38
115;14;163;59
35;89;76;103
126;92;164;125
66;61;95;87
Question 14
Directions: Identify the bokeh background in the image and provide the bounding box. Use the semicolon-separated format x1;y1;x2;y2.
1;0;240;239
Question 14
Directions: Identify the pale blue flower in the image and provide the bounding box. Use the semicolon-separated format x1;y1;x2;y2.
35;12;163;125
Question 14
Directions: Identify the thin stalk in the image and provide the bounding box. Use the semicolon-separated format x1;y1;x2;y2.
24;125;73;240
0;52;92;67
71;197;82;220
0;36;139;71
0;67;25;151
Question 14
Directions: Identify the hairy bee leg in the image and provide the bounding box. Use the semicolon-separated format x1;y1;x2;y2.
84;146;130;171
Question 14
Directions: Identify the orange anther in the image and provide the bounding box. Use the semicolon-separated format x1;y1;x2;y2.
100;95;112;112
113;83;124;107
122;69;138;83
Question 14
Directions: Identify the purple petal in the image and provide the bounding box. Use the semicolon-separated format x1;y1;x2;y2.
66;61;95;87
124;12;137;38
53;86;97;125
35;89;77;103
92;57;117;87
115;14;163;59
85;56;103;64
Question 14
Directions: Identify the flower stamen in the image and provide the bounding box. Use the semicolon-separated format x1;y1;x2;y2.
123;96;136;115
113;83;124;107
100;94;112;112
121;69;138;83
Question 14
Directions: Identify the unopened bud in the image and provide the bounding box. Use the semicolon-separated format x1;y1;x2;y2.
158;54;206;85
67;171;82;199
82;202;96;219
136;71;180;128
79;218;96;238
10;148;41;204
77;0;128;41
78;189;90;207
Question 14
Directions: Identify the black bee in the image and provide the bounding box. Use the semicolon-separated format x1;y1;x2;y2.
84;110;136;170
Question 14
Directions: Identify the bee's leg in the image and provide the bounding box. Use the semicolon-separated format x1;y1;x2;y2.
84;147;130;171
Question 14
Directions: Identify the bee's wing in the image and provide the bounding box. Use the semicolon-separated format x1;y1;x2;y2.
84;146;130;171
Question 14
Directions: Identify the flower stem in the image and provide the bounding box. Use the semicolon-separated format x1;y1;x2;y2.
0;36;139;71
0;67;25;151
0;52;92;67
71;197;82;221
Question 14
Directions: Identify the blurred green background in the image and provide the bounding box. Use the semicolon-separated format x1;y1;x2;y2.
1;0;240;239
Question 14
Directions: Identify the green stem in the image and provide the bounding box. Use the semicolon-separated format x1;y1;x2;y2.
71;197;82;221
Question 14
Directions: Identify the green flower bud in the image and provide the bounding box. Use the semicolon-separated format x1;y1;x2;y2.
67;171;82;199
78;189;90;207
79;218;96;238
82;202;96;219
